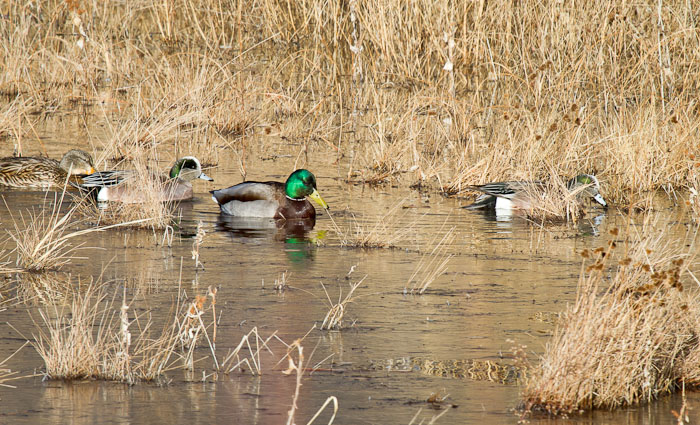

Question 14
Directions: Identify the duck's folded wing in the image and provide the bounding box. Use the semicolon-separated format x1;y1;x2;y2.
79;170;134;187
210;182;282;205
470;180;543;198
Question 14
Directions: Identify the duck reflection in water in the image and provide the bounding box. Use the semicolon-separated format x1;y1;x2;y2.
215;215;316;240
211;169;329;264
215;215;318;265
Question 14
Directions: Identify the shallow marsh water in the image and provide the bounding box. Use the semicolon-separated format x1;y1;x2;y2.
0;145;698;424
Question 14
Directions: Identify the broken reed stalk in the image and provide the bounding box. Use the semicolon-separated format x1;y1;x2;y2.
321;275;366;330
220;327;279;375
284;340;305;425
405;225;455;295
0;341;33;388
522;224;699;415
208;285;217;349
283;339;338;425
192;220;206;269
178;294;218;370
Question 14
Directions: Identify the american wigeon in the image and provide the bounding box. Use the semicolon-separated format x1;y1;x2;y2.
464;174;607;212
79;156;213;203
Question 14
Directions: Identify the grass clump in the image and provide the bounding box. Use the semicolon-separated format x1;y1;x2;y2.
320;275;365;330
334;201;416;249
32;281;180;384
6;192;150;272
5;194;81;272
522;224;699;415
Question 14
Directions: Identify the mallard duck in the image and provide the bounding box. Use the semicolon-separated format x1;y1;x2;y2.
79;156;213;203
464;174;607;211
0;149;95;189
210;169;328;219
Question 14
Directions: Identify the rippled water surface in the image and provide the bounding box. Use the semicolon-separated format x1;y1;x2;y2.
0;141;697;424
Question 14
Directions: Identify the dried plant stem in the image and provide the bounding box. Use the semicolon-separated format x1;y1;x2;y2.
321;275;365;330
406;225;455;294
284;340;305;425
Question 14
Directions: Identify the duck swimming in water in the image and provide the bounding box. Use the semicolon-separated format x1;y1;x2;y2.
0;149;95;189
210;169;328;219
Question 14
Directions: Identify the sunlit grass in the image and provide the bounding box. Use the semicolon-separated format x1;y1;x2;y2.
0;1;698;208
5;192;150;272
320;276;365;330
522;222;700;415
332;201;416;249
31;281;181;383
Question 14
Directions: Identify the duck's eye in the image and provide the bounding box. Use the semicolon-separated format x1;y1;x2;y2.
184;160;197;169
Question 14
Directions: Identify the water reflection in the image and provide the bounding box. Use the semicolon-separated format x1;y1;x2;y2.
1;164;697;424
214;215;316;241
466;207;607;236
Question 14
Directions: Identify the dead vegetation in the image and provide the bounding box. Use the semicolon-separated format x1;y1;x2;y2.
522;222;700;416
1;0;699;212
5;193;81;272
0;342;32;388
333;201;417;249
31;281;181;383
320;276;365;330
283;340;339;425
687;157;700;221
29;275;289;383
4;191;150;272
405;226;454;295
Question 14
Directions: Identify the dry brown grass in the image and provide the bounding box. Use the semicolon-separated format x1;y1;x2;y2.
522;222;700;415
519;175;585;223
334;201;417;249
283;340;339;425
32;281;181;383
5;193;80;272
320;276;365;330
1;0;699;210
5;191;150;272
687;158;700;221
0;341;33;389
405;226;455;295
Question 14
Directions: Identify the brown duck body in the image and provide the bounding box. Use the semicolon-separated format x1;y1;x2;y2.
211;181;316;219
0;157;66;188
0;149;95;189
0;157;86;189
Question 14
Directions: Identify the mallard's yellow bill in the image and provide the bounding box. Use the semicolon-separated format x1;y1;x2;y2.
309;189;329;209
